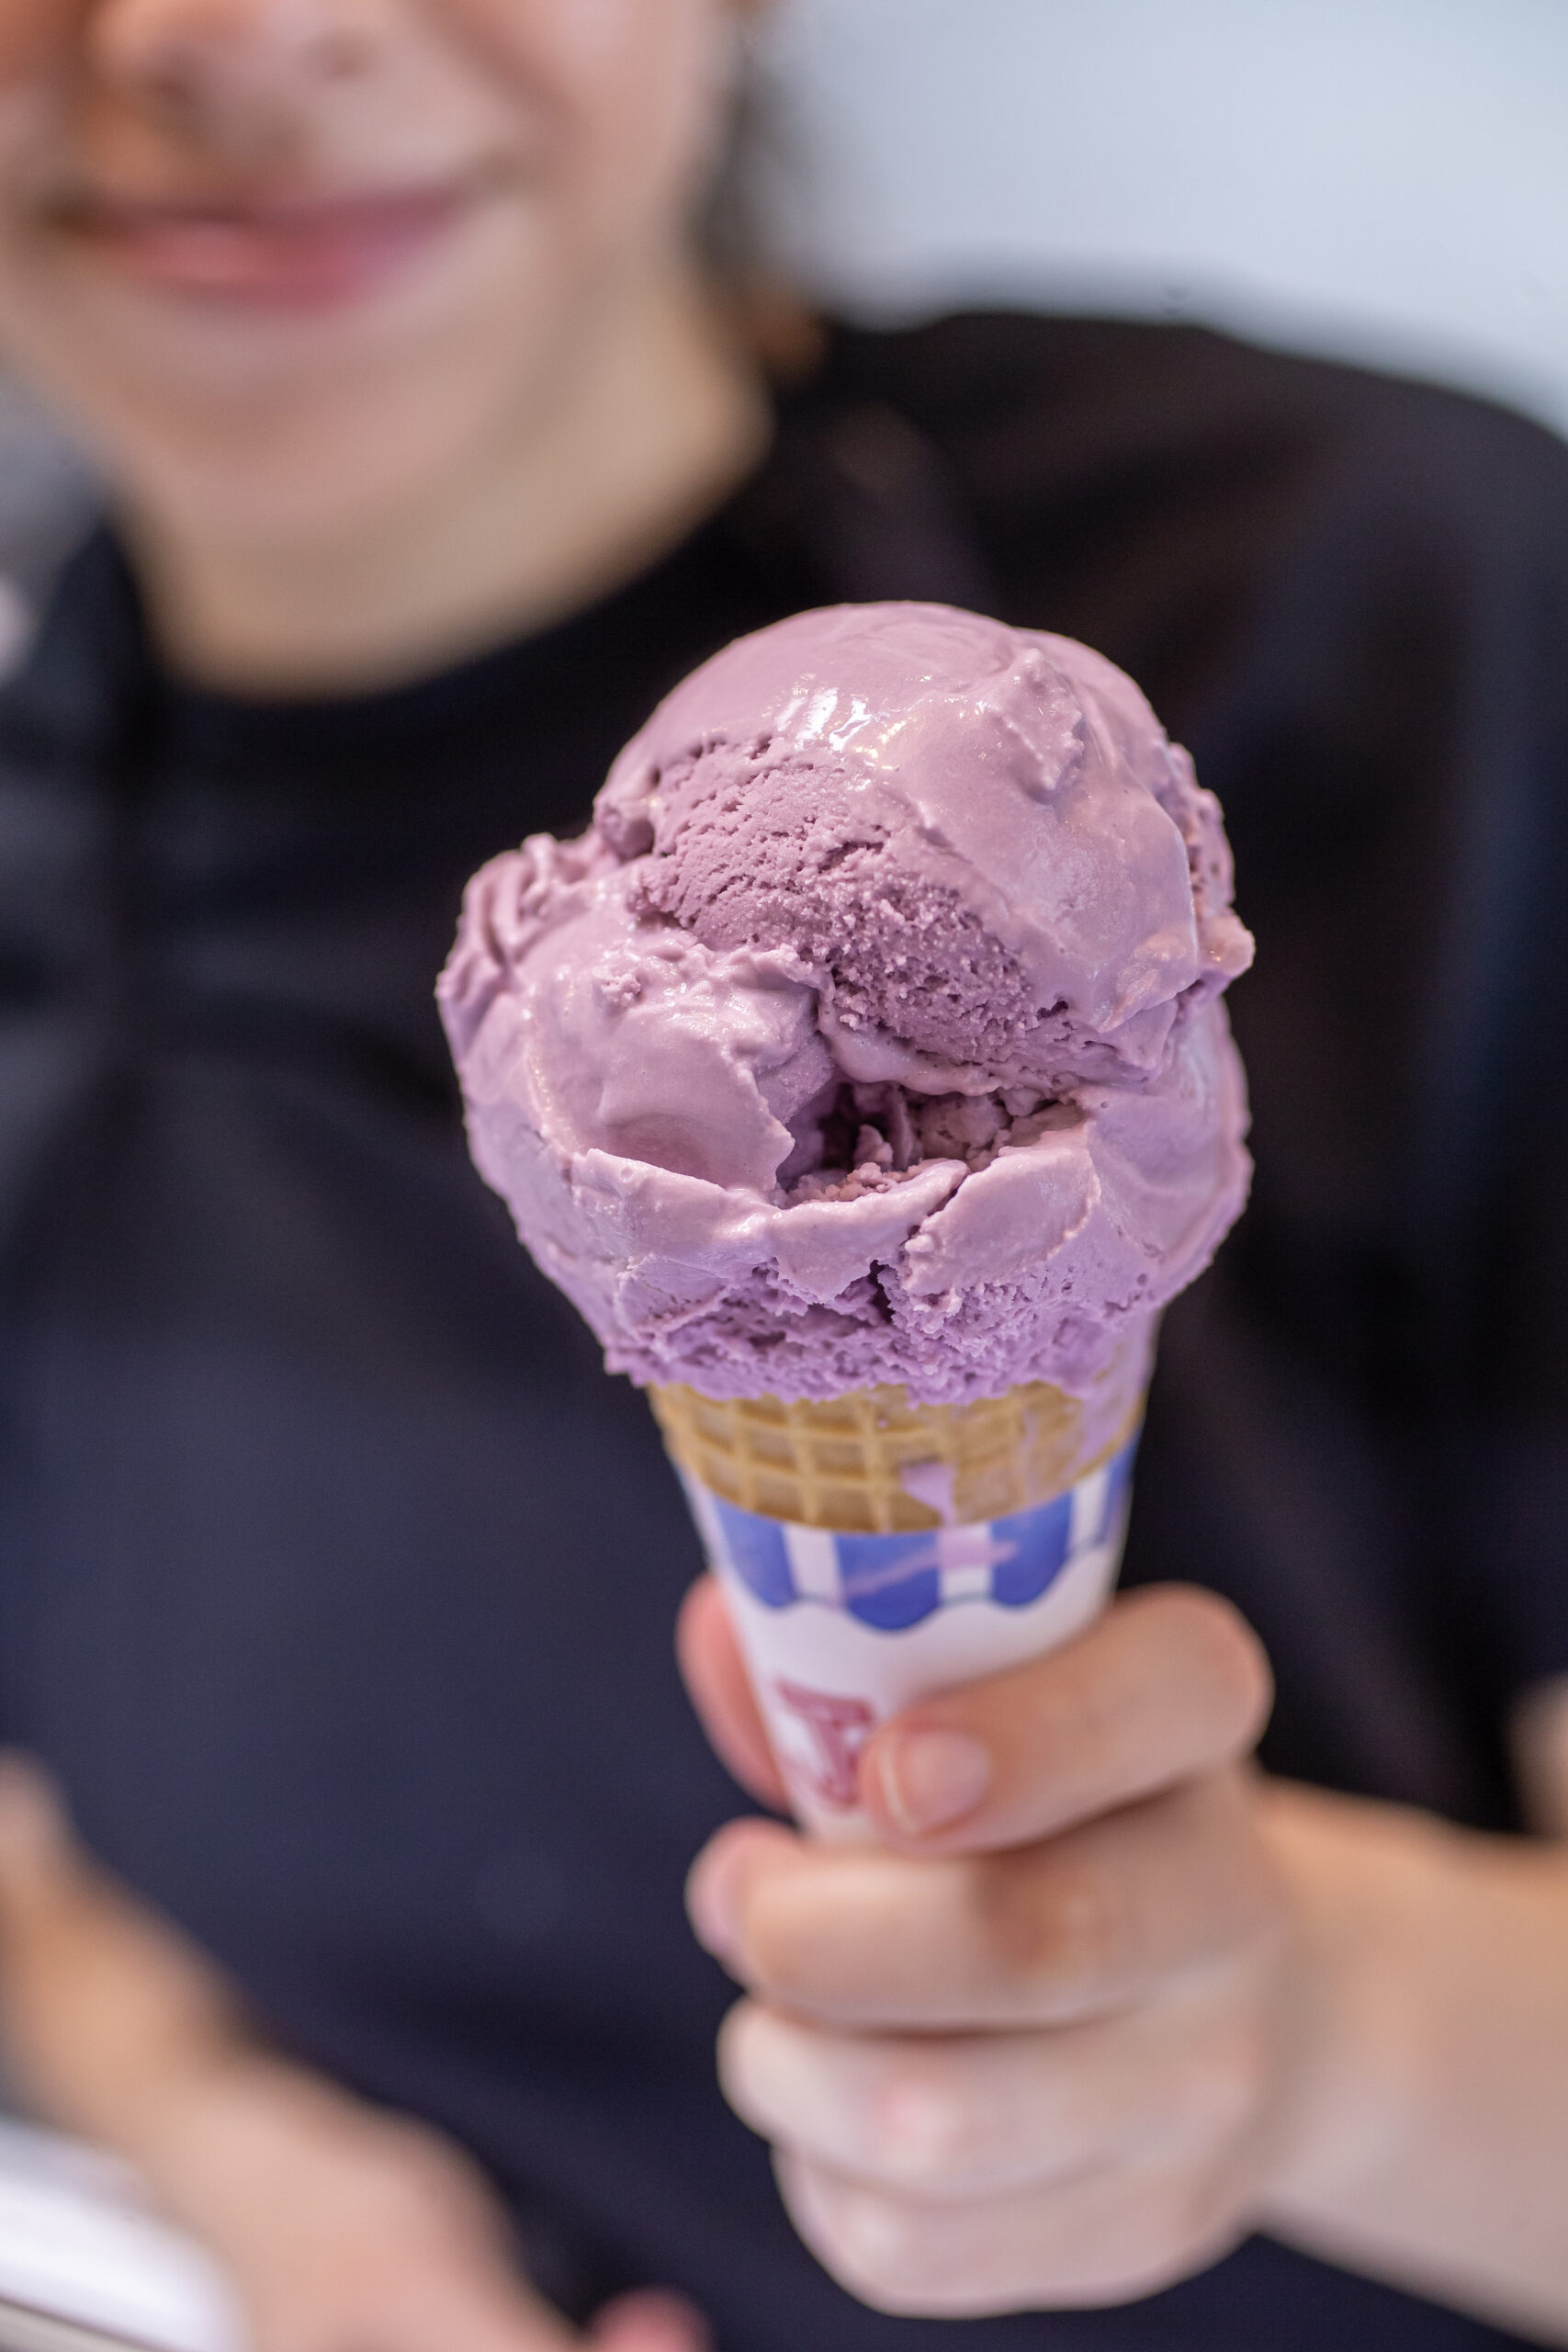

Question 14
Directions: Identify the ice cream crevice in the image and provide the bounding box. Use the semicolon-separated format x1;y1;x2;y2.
780;1077;1083;1209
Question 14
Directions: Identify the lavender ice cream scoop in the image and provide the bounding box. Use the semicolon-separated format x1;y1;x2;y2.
438;602;1253;1407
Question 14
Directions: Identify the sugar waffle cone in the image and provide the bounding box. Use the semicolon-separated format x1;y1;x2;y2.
649;1376;1112;1535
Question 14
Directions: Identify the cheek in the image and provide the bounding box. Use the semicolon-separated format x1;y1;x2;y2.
458;0;737;241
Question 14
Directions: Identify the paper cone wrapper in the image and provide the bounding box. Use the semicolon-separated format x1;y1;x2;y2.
651;1335;1149;1838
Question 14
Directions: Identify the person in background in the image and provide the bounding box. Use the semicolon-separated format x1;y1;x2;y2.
0;4;1565;2350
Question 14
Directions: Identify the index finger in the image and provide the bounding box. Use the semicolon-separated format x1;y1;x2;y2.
861;1585;1272;1853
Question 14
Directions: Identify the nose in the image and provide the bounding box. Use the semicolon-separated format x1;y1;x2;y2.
89;0;381;157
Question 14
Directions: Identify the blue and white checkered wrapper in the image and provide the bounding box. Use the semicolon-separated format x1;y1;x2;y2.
697;1433;1136;1632
681;1432;1140;1837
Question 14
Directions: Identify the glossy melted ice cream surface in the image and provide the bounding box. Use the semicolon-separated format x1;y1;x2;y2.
439;603;1254;1406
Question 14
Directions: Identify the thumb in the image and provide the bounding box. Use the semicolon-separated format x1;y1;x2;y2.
590;2287;711;2351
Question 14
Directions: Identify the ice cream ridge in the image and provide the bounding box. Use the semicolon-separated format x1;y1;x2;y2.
440;602;1254;1829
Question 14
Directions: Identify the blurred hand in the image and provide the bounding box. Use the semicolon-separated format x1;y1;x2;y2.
679;1579;1292;2315
157;2079;708;2352
0;1757;706;2352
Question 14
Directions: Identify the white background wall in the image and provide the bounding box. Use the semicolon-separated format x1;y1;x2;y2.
761;0;1568;439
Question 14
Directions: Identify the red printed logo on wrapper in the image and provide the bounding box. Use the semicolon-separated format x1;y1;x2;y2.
772;1679;877;1811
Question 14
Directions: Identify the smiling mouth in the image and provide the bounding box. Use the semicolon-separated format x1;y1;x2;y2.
45;176;493;308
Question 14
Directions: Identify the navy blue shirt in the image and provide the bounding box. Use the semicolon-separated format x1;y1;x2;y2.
3;316;1566;2349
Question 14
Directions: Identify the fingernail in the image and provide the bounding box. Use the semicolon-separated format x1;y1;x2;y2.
877;1727;991;1835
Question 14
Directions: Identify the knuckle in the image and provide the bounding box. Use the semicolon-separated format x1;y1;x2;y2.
1158;2174;1251;2285
866;2047;986;2190
837;2192;923;2291
823;2188;964;2314
981;1848;1131;2007
741;1885;820;2002
784;2161;929;2308
1091;2177;1246;2305
1201;1781;1293;1951
1181;2016;1273;2150
1164;1589;1275;1749
1151;1779;1289;1982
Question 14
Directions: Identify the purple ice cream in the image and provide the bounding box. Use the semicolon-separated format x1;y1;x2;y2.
438;603;1253;1407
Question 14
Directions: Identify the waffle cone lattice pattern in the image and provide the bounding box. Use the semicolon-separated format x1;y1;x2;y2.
649;1381;1108;1535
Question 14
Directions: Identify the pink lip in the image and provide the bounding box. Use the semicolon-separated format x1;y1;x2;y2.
57;181;482;309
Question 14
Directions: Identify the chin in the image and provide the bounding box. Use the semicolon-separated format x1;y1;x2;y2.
123;390;507;549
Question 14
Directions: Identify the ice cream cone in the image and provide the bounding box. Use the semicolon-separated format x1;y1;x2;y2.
651;1341;1149;1838
440;604;1253;1838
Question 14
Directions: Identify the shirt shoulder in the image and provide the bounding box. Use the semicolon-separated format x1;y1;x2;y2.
818;312;1568;638
826;308;1568;502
